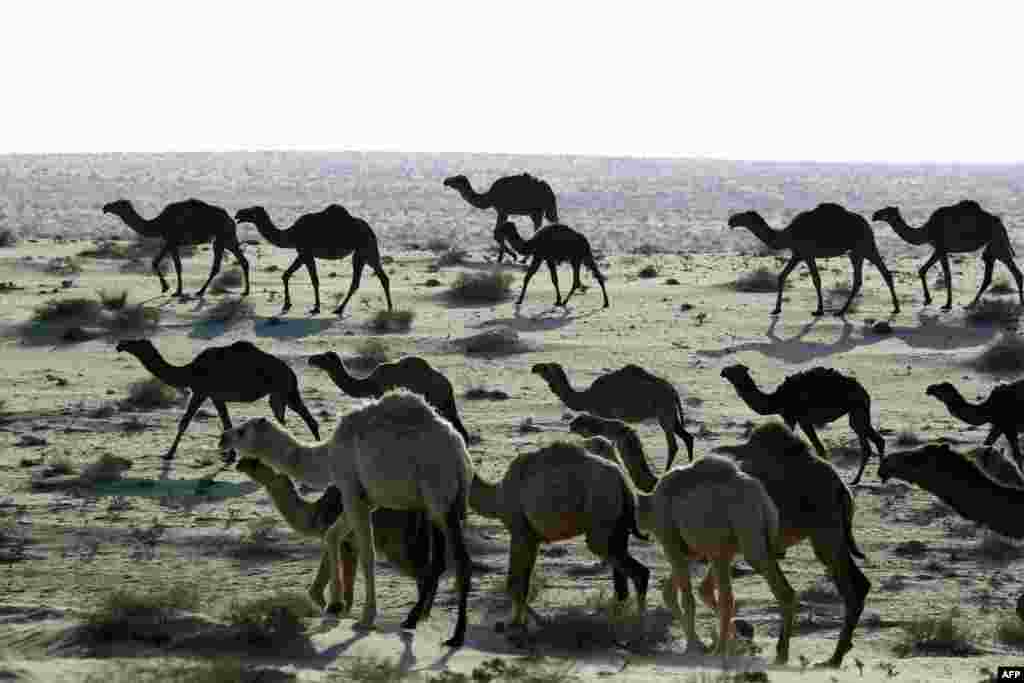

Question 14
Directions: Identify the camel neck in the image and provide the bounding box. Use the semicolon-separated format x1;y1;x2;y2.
129;348;191;389
116;206;161;238
468;475;503;520
455;184;493;210
635;493;655;533
915;464;1024;538
324;363;382;399
881;212;930;246
740;215;786;250
250;215;294;249
502;228;532;256
937;393;990;426
545;371;590;412
271;441;332;486
730;379;779;416
611;433;659;493
261;478;320;538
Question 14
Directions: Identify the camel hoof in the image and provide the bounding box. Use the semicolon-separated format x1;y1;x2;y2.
324;603;346;617
161;453;176;461
309;308;320;316
770;309;781;316
811;309;824;317
814;659;842;669
352;620;376;632
221;451;237;464
443;636;465;648
400;616;420;630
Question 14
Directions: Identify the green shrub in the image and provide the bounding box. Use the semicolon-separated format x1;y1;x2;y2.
447;270;514;304
221;591;315;644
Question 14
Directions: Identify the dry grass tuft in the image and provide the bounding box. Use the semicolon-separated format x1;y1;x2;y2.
345;338;390;372
209;267;244;294
990;277;1016;295
966;298;1021;327
970;333;1024;375
447;270;514;304
221;591;315;644
24;294;159;342
893;608;982;657
734;268;781;293
0;228;18;248
435;248;468;268
637;264;658;279
44;256;81;275
199;298;253;325
85;582;201;641
120;378;181;411
368;309;415;333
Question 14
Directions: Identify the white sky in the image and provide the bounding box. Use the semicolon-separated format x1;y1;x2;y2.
2;2;1022;163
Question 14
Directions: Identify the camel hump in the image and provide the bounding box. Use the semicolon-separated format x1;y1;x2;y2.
954;199;984;213
782;366;853;390
688;454;741;480
322;204;354;220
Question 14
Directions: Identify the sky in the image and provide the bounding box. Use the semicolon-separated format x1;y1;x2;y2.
3;2;1022;163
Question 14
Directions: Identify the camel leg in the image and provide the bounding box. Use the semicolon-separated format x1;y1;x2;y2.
517;258;543;306
280;256;304;313
169;248;185;298
151;243;172;294
969;250;996;308
330;494;376;628
563;262;582;306
674;409;696;464
302;255;321;315
402;523;446;630
285;387;321;441
659;415;680;470
938;252;954;310
226;243;250;296
196;243;224;299
806;258;825;316
849;407;885;486
585;256;610;308
494;213;511;264
836;256;863;317
1001;253;1024;305
917;250;941;306
164;393;207;460
748;556;796;665
711;558;736;656
334;254;365;317
506;525;541;632
797;422;829;461
366;255;393;312
547;261;564;306
699;568;718;610
211;399;236;461
811;533;869;668
867;250;900;314
440;496;471;648
773;256;801;315
655;529;704;653
339;541;357;613
589;515;650;616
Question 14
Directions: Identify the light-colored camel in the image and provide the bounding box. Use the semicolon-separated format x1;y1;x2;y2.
872;201;1024;309
235;458;439;616
220;390;473;647
568;415;796;662
926;380;1024;469
531;362;695;468
879;443;1024;539
308;351;470;443
728;203;900;317
468;439;649;633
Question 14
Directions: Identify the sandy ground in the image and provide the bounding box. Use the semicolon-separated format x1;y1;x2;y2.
1;237;1022;682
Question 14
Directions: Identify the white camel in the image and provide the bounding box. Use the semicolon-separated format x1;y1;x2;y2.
219;389;473;647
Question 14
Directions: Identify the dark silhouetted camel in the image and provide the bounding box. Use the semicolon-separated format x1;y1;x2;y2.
926;380;1024;467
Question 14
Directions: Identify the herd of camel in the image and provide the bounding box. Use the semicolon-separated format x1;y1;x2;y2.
92;173;1024;667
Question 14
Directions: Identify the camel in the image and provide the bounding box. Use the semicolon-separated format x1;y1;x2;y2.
308;351;470;443
218;390;473;647
720;364;885;486
493;222;609;308
467;439;649;633
925;380;1024;468
235;458;439;616
442;173;559;263
871;201;1024;310
879;443;1024;539
531;362;694;469
115;339;319;461
102;199;250;299
570;414;869;668
728;203;900;317
234;205;393;317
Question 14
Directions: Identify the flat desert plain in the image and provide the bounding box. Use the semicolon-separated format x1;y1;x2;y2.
1;227;1023;683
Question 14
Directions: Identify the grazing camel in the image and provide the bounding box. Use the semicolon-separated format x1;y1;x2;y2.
493;221;609;308
926;380;1024;468
720;364;885;485
308;351;470;443
102;199;250;299
566;418;795;662
571;414;870;667
442;173;559;263
219;390;473;647
728;203;900;317
531;362;695;468
879;443;1024;539
115;339;319;461
235;458;439;616
872;201;1024;310
234;205;393;317
469;439;649;633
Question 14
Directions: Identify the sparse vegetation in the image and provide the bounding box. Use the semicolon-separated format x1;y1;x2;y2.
435;247;468;267
23;294;159;342
458;326;526;355
734;268;781;293
44;256;81;275
894;608;982;657
221;591;315;644
0;228;18;247
637;264;658;279
368;309;415;333
32;297;101;322
99;289;129;311
347;338;389;371
210;267;244;294
970;333;1024;375
79;657;258;683
85;582;201;640
966;298;1021;327
424;657;577;683
990;277;1015;295
895;429;924;447
446;270;514;304
465;386;511;401
199;298;253;325
120;377;181;411
337;657;407;683
996;615;1024;647
44;455;75;476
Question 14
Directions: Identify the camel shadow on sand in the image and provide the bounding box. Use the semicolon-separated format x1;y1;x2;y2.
476;306;603;334
91;477;259;501
697;311;999;365
251;316;337;340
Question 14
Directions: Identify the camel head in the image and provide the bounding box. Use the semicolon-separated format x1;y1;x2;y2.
102;199;132;216
727;211;761;230
720;363;753;387
871;207;900;224
219;416;273;455
234;206;268;226
877;443;955;484
494;221;520;242
924;382;959;405
115;338;154;356
442;175;470;192
531;362;566;389
308;351;343;373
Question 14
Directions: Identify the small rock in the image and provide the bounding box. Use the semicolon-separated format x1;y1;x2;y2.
424;278;442;287
16;434;48;447
734;619;754;640
665;278;681;285
61;280;74;289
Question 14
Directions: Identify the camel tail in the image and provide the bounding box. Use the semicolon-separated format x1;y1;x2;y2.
841;485;866;560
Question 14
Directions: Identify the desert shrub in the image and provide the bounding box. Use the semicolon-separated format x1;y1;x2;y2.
457;326;526;355
893;608;981;657
44;256;81;275
199;298;253;325
436;248;468;267
86;582;201;639
895;429;924;447
425;236;453;253
966;298;1021;327
426;657;577;683
465;386;510;401
111;304;161;331
120;378;180;411
970;333;1024;375
447;270;514;304
222;591;315;644
996;615;1024;647
99;289;129;311
368;309;415;333
80;658;258;683
209;267;244;294
990;277;1016;295
637;264;658;279
630;243;665;256
734;268;781;293
0;228;17;247
337;657;407;683
32;297;101;322
347;339;389;371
